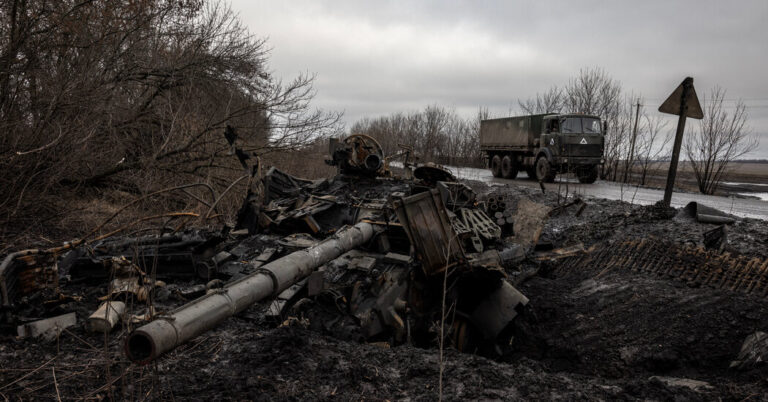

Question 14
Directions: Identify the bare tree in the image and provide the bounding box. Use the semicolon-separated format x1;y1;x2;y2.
351;105;486;166
420;105;451;160
635;113;671;185
564;68;626;180
517;67;629;180
466;106;489;165
563;68;622;117
684;87;756;194
602;97;635;181
0;0;340;241
518;86;564;114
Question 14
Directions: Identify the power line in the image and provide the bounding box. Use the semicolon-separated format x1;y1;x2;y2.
643;98;768;102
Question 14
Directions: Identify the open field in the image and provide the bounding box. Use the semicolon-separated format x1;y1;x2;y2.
637;161;768;193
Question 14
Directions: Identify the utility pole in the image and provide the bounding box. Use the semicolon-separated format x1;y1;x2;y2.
623;101;642;183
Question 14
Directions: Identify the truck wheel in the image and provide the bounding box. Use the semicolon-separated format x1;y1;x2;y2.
525;166;537;180
577;166;598;184
490;155;502;177
501;155;518;179
535;157;556;183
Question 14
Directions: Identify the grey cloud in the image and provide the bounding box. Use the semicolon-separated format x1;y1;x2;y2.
232;0;768;157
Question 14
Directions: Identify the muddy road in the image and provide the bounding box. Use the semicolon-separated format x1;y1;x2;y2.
449;166;768;220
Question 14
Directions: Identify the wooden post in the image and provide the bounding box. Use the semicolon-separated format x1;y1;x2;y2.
663;77;693;207
623;101;642;183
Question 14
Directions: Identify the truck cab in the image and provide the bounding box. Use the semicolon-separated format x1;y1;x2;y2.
537;114;605;183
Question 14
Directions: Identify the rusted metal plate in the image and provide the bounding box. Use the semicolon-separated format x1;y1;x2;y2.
393;189;465;276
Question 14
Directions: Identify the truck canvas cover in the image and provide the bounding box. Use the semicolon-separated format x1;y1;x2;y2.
480;114;552;150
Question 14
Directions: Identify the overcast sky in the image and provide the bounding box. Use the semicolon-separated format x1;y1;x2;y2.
231;0;768;158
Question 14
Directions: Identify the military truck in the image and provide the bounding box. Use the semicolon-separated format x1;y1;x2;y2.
480;114;605;183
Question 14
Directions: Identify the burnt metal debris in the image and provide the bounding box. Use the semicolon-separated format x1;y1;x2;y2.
125;222;377;363
685;201;737;225
1;133;544;365
327;134;387;177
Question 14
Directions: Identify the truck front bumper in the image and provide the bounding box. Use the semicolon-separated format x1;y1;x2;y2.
552;156;604;167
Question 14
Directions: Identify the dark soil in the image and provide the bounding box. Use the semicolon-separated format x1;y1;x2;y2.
2;179;768;400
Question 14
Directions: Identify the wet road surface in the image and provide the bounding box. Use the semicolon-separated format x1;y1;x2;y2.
449;165;768;220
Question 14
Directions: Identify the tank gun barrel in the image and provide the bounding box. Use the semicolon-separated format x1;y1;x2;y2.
125;222;376;363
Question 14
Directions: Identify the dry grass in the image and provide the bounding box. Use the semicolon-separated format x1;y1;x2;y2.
262;145;337;180
0;149;338;250
642;161;768;183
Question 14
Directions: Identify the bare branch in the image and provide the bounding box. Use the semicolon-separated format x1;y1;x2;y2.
684;87;756;194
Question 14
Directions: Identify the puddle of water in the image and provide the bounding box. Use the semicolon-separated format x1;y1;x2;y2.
738;192;768;201
393;162;768;204
722;181;768;186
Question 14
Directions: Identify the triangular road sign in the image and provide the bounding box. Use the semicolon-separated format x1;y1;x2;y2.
658;77;703;119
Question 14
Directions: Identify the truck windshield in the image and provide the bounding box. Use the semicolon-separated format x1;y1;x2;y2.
583;118;601;133
561;117;602;134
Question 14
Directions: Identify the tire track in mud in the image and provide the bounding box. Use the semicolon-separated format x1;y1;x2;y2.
553;237;768;298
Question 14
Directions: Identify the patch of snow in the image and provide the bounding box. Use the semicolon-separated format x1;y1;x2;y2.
738;192;768;201
721;181;768;187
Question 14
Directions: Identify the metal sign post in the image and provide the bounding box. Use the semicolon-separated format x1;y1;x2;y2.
658;77;703;207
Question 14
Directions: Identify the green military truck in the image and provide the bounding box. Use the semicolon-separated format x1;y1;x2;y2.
480;114;605;183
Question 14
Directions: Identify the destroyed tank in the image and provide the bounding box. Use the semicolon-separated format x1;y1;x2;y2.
1;132;533;364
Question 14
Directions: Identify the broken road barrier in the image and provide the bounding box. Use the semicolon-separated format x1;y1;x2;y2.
125;222;377;364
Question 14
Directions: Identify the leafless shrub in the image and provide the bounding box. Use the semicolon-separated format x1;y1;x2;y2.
0;0;339;242
635;113;671;186
350;105;484;167
518;86;564;114
517;68;630;180
684;87;756;194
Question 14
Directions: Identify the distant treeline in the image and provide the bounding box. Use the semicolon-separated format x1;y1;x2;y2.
350;105;487;166
351;67;757;194
731;159;768;163
351;68;672;184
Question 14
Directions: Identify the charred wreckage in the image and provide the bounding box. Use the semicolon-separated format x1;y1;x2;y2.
1;132;557;365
